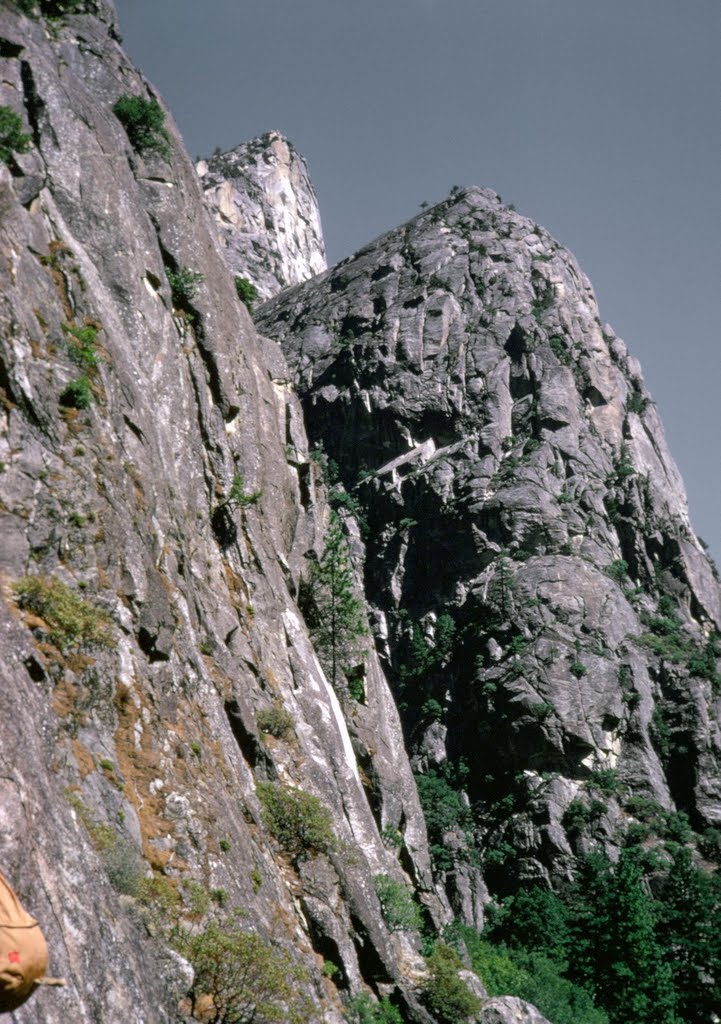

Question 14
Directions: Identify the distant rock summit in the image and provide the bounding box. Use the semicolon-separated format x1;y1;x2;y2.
197;130;327;299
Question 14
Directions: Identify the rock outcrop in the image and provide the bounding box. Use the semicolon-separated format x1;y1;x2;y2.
258;185;721;896
198;130;327;301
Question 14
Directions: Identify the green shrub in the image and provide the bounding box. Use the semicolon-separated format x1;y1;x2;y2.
113;94;171;160
257;702;294;740
422;942;482;1024
587;768;623;796
569;657;587;679
415;767;478;873
176;921;312;1024
373;874;422;933
0;106;32;164
59;376;93;409
103;836;146;896
64;322;100;370
345;993;403;1023
256;782;336;862
227;473;262;508
166;265;204;306
234;275;258;311
471;940;609;1024
14;574;114;651
605;559;628;583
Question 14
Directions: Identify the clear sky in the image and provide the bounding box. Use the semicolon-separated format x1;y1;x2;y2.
115;0;720;560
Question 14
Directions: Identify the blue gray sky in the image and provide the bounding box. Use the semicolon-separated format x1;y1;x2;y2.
115;0;720;559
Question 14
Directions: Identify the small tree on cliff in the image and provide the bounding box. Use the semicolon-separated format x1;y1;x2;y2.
305;512;366;694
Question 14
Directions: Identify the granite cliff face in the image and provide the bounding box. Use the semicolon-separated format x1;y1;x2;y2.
0;1;718;1022
198;131;327;301
0;3;457;1022
258;185;721;901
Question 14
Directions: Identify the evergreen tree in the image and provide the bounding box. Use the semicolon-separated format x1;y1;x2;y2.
305;512;366;693
657;846;721;1023
566;852;677;1024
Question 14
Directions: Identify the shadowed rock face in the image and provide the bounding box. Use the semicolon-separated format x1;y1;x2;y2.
258;185;721;894
198;131;327;300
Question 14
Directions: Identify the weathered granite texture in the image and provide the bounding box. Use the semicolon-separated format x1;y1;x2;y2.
258;185;721;896
0;2;449;1021
198;131;327;301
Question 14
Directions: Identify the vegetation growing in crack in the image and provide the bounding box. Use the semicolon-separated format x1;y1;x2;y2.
0;106;32;164
113;94;171;161
234;275;258;311
300;511;367;697
373;874;422;933
166;265;205;308
256;782;337;863
13;575;114;651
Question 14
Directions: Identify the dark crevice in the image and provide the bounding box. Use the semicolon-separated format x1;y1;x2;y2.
348;909;394;986
211;503;237;549
137;626;170;663
0;38;24;58
20;60;47;152
224;699;275;778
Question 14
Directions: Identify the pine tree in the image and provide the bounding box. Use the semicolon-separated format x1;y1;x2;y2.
566;852;677;1024
306;512;366;694
657;846;721;1023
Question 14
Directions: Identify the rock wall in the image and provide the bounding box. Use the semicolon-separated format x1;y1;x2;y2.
198;130;327;301
0;3;451;1021
258;184;721;897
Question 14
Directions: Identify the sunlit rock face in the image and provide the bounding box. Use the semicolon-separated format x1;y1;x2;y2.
0;4;446;1022
198;130;327;300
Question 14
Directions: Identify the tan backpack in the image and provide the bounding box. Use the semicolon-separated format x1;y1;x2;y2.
0;870;64;1012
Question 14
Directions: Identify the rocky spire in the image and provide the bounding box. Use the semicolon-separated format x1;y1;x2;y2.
197;130;327;300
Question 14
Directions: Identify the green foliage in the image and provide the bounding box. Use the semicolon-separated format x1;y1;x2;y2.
477;840;721;1024
344;993;403;1024
587;768;623;795
303;512;366;693
398;612;457;688
0;106;32;164
468;937;608;1024
415;767;477;873
657;846;721;1023
627;389;650;415
422;942;482;1024
234;276;259;311
112;94;171;160
257;702;294;740
381;823;404;850
484;885;569;964
605;559;628;583
175;921;312;1024
421;697;444;721
565;853;677;1024
14;574;114;651
59;375;93;409
562;798;606;836
166;265;205;306
256;782;336;863
228;473;262;508
569;658;587;679
549;334;571;365
64;321;101;370
373;874;422;933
